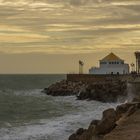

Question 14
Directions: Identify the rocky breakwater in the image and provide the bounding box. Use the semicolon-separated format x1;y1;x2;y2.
77;79;127;102
69;99;140;140
43;78;128;102
42;80;86;96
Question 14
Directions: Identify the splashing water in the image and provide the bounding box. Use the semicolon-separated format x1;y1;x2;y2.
0;75;119;140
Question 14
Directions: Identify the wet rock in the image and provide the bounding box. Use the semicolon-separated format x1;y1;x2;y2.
68;109;117;140
77;79;127;102
68;128;87;140
116;103;133;119
69;133;78;140
68;100;140;140
132;96;140;102
42;80;86;96
76;128;86;135
90;120;100;126
43;78;127;102
94;108;117;135
115;102;140;120
125;105;137;117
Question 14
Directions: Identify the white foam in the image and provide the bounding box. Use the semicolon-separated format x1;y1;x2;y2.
13;89;45;97
0;95;118;140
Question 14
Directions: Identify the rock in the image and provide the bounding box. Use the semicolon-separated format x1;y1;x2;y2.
123;102;140;117
68;109;117;140
90;120;100;126
125;105;137;117
68;128;87;140
76;128;86;135
116;104;138;126
94;108;117;135
104;104;140;140
69;134;78;140
43;78;127;103
115;102;140;120
116;103;133;119
43;80;86;96
77;79;127;102
68;101;140;140
132;96;140;102
116;102;140;126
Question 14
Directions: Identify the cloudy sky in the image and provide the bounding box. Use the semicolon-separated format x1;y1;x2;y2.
0;0;140;73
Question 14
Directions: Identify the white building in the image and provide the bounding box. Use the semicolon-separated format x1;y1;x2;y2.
89;52;129;75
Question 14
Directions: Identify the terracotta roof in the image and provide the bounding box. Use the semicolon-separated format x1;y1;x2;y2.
101;52;123;61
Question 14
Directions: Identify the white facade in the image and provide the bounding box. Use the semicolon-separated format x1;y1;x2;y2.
89;53;129;75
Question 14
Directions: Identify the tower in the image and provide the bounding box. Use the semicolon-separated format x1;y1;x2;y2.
130;63;135;72
79;60;84;74
135;51;140;74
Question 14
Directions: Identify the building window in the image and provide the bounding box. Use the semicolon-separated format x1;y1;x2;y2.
100;62;107;64
109;61;121;64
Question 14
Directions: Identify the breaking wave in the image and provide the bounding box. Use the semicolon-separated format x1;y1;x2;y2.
0;91;118;140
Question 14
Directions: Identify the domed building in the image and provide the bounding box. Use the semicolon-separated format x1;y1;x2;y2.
89;52;129;75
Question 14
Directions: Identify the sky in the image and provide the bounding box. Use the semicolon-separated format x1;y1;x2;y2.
0;0;140;74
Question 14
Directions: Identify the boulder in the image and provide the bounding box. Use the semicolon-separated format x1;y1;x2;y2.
115;102;140;120
68;128;87;140
68;101;140;140
69;134;78;140
68;109;117;140
43;80;86;96
132;96;140;102
116;102;140;126
76;128;86;135
94;108;117;135
43;78;127;102
90;120;100;126
125;105;137;117
116;103;133;119
77;79;127;102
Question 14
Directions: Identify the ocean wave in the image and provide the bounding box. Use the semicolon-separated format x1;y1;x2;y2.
0;95;118;140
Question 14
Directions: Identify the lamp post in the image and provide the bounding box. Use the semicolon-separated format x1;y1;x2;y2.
131;63;135;73
79;60;84;74
135;52;140;74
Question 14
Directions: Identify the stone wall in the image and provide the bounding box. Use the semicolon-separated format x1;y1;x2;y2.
67;74;131;83
129;83;140;96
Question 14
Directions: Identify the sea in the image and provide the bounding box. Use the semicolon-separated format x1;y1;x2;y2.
0;74;119;140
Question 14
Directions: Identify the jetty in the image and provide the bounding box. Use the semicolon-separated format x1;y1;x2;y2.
43;73;140;102
43;51;140;102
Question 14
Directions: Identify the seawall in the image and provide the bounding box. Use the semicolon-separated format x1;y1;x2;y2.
67;74;140;97
67;74;132;83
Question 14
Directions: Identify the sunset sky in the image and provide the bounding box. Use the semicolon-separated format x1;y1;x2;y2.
0;0;140;73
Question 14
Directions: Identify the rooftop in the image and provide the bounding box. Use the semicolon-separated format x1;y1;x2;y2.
101;52;123;61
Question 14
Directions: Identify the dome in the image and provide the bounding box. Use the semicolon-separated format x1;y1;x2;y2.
101;52;123;61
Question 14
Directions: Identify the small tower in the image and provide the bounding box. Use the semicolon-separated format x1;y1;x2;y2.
135;51;140;74
79;60;84;74
130;63;135;72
